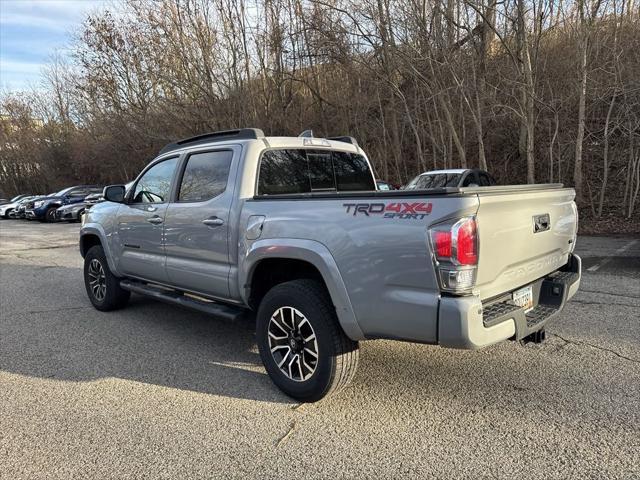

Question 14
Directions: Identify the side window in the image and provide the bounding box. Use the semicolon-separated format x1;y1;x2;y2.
479;173;491;186
132;157;179;203
69;189;87;198
334;152;375;191
258;150;309;195
178;150;233;202
462;173;477;187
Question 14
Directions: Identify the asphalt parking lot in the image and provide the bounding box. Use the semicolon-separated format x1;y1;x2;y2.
1;221;638;479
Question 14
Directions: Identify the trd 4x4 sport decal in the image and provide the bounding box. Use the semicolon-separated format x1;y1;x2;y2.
343;202;432;219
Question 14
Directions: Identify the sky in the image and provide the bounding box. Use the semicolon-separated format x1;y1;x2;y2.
0;0;107;92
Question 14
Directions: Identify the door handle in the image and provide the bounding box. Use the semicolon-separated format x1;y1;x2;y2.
202;217;224;227
147;216;163;224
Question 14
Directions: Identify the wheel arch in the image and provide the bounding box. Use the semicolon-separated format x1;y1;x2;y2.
79;226;120;276
79;233;102;258
242;239;364;340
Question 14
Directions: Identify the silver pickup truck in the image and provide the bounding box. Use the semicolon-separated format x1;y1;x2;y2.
80;128;581;401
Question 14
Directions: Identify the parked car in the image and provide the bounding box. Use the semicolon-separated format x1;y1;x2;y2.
25;186;102;222
376;179;395;191
9;195;46;219
80;128;580;401
0;194;32;218
404;168;497;189
55;193;103;222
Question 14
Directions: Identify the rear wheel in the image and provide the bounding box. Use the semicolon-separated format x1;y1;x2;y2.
256;279;359;402
83;245;130;311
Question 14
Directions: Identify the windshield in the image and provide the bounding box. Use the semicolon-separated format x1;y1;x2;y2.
405;173;462;189
10;195;24;202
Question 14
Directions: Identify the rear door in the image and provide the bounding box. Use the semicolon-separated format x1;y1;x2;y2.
163;147;239;298
116;156;180;283
474;186;577;300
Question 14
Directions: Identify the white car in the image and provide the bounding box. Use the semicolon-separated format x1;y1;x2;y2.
404;169;496;189
0;194;32;218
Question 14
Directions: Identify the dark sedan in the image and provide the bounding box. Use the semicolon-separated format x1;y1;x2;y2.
55;193;103;222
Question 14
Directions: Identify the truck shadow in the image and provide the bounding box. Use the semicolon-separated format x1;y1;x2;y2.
0;263;291;404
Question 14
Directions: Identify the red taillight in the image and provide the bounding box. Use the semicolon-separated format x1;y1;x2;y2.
456;218;477;265
434;231;452;258
429;216;478;294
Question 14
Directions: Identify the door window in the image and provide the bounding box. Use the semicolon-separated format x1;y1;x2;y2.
178;150;233;202
132;157;179;203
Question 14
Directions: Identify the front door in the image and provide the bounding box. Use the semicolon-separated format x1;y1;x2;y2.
117;156;179;283
163;148;237;298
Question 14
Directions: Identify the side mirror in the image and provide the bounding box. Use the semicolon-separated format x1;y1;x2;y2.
103;185;126;203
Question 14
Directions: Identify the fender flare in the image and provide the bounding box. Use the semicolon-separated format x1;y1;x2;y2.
79;224;120;276
241;238;365;341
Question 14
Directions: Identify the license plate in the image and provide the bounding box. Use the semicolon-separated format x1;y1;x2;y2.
513;285;534;312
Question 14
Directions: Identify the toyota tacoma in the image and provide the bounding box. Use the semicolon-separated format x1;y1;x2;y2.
80;128;581;401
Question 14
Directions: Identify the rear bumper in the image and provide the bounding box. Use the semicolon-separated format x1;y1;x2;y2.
438;254;581;349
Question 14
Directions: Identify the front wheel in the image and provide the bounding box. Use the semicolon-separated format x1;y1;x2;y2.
256;279;359;402
83;245;130;311
44;207;57;223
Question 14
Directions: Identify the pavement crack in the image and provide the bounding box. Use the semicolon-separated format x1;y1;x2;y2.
275;420;297;447
578;289;640;300
19;306;92;315
1;244;78;253
572;299;639;308
550;333;640;364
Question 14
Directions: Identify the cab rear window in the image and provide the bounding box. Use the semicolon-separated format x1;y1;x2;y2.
257;149;375;195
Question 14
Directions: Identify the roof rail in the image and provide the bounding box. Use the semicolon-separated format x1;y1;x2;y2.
327;136;359;147
159;128;265;155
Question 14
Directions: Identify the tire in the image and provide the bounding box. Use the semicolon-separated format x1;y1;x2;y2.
256;279;359;402
44;207;57;223
3;209;12;219
83;245;130;311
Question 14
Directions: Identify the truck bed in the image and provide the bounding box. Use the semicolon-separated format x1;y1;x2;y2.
242;183;577;344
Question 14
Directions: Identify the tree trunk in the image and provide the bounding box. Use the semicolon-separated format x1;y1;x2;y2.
597;92;616;217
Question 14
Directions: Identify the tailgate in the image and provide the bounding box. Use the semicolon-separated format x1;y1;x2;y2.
474;186;577;300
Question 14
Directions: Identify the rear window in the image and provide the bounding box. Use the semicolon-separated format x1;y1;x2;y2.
333;152;375;191
257;149;375;195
